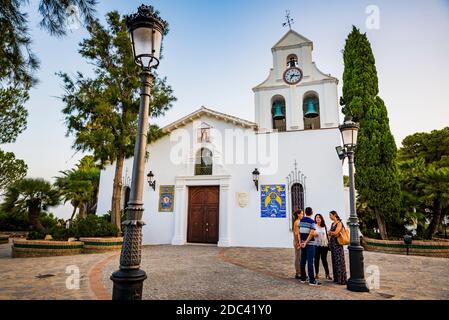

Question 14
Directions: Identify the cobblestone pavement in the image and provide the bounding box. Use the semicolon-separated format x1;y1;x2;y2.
101;245;449;300
0;241;114;300
1;242;449;300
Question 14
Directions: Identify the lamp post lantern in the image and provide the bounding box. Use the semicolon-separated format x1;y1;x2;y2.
147;171;156;191
110;4;167;300
337;118;369;293
252;168;260;191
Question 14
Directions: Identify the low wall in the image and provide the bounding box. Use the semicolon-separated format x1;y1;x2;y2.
12;239;83;258
0;235;9;244
80;237;123;253
362;237;449;258
11;237;123;258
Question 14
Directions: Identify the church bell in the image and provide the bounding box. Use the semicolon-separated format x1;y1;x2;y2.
304;97;319;118
272;101;285;120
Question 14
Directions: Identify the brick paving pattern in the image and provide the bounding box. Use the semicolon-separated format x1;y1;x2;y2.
1;242;449;300
0;241;114;300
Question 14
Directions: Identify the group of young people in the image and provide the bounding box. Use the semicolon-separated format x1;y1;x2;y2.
293;207;348;286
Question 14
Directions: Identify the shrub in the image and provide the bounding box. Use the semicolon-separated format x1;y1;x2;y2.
361;227;382;240
27;226;70;240
0;211;30;231
39;212;58;229
70;215;119;238
101;210;126;224
25;215;119;240
0;210;59;232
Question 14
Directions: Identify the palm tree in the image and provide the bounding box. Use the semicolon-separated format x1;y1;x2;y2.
419;165;449;237
75;155;100;214
55;170;93;220
55;156;100;220
1;178;60;230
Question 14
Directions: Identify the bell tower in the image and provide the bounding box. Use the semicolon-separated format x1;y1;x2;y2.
253;30;340;133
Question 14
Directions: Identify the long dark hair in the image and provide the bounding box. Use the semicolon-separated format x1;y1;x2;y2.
314;214;326;228
293;209;303;221
330;210;342;223
315;213;329;240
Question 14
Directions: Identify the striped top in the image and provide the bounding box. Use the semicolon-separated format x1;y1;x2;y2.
299;216;316;246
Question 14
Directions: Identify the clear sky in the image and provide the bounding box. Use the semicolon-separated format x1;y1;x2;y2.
2;0;449;217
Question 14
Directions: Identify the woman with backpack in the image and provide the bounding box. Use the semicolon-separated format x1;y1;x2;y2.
328;210;348;285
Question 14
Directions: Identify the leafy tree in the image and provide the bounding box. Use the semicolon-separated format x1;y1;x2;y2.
0;84;29;194
1;178;60;231
397;158;426;230
1;0;97;83
36;0;97;37
398;127;449;238
0;0;38;88
0;149;27;194
0;1;97;190
55;155;100;220
0;87;28;144
58;11;176;229
0;0;97;142
340;26;401;239
419;166;449;236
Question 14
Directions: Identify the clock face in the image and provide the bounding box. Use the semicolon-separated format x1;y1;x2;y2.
283;67;303;85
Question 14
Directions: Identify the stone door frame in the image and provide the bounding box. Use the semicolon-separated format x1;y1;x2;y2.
171;175;231;247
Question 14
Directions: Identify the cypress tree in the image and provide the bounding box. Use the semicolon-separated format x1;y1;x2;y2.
341;26;401;239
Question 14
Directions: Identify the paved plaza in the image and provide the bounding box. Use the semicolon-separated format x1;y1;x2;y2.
0;242;448;300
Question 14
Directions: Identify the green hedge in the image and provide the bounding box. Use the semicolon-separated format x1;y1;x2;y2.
27;215;119;240
0;211;29;231
69;215;119;238
0;211;58;231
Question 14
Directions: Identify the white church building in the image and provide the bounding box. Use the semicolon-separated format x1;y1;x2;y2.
96;30;346;248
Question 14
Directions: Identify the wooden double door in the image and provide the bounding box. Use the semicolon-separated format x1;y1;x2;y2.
187;186;219;244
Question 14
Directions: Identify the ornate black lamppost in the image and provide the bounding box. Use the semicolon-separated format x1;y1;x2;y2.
336;118;369;293
110;4;167;300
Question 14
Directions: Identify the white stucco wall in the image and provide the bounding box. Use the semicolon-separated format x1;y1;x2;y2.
96;29;346;249
97;115;346;248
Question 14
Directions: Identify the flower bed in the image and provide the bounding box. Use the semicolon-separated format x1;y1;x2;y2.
362;237;449;258
80;237;123;253
12;239;84;258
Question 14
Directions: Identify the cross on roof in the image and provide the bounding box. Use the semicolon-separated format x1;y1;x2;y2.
282;10;294;29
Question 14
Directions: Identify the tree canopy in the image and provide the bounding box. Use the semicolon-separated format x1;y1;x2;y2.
1;178;60;230
341;26;401;239
58;11;176;229
398;127;449;238
55;155;100;220
0;1;97;193
0;149;27;194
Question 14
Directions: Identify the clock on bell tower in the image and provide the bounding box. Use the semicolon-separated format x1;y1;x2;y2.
252;29;340;133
